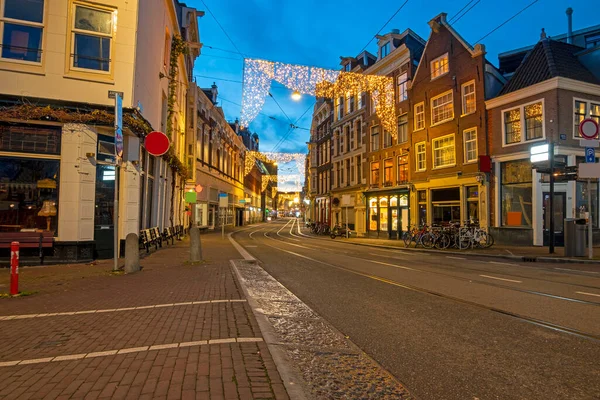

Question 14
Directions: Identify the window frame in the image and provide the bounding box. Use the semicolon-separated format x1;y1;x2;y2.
371;161;380;187
370;125;380;152
0;0;46;66
383;130;393;149
397;72;408;102
380;41;390;59
463;127;478;164
397;114;408;144
573;97;600;138
415;141;426;172
414;102;425;131
383;158;394;186
430;52;449;80
68;1;116;76
461;80;476;116
430;89;454;127
397;155;408;183
432;133;456;169
501;98;545;147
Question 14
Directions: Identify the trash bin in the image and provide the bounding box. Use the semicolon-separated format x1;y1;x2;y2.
564;218;587;257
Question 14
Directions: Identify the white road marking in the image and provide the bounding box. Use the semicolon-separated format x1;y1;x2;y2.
555;267;599;274
479;274;522;283
367;259;416;271
245;245;258;248
488;261;517;266
0;337;264;368
576;291;600;298
0;299;247;321
446;256;466;260
228;231;256;261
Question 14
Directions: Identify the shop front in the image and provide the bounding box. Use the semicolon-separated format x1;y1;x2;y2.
314;196;330;224
365;189;410;239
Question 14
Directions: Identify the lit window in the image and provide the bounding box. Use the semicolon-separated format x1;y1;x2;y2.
371;161;380;186
464;128;478;163
397;114;408;143
0;0;44;63
71;4;114;72
461;81;476;115
371;126;380;152
380;42;390;58
431;91;454;125
502;100;544;145
384;159;393;186
415;142;426;171
414;102;425;131
397;72;408;102
432;134;455;168
397;155;408;183
574;99;600;138
431;53;449;80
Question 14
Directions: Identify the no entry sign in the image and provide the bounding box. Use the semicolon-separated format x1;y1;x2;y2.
145;131;170;156
579;118;599;139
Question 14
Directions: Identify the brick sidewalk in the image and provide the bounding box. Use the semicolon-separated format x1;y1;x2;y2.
0;231;289;400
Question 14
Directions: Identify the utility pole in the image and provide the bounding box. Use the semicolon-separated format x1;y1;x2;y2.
549;142;555;254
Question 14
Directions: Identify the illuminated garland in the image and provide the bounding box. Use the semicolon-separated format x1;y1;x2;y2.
240;59;396;138
261;175;278;192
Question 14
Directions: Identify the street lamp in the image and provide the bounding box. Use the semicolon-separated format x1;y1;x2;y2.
291;90;301;101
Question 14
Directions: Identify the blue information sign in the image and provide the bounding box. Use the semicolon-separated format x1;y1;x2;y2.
115;94;123;159
585;147;595;163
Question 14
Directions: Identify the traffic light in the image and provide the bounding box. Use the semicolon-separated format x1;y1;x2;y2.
553;165;578;182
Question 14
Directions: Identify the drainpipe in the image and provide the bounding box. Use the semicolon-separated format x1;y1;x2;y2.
566;8;573;44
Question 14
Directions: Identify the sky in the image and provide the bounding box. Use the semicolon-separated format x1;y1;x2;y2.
188;0;598;190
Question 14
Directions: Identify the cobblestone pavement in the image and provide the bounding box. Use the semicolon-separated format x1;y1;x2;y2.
0;231;289;400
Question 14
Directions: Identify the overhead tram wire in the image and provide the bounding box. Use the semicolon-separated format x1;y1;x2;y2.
475;0;540;43
198;0;245;57
270;101;315;153
449;0;480;25
355;0;410;56
448;0;478;24
219;97;311;131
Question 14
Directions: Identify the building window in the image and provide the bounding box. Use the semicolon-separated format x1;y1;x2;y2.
397;114;408;144
380;41;390;58
501;160;532;227
346;159;351;185
163;31;171;70
464;128;477;163
466;186;479;223
432;134;455;168
0;124;60;154
359;92;366;109
415;141;426;171
432;188;461;224
371;161;380;187
585;33;600;49
336;97;343;120
397;155;408;183
503;100;544;145
383;130;393;148
461;80;476;115
356;156;361;183
430;53;449;80
431;90;454;126
346;92;354;114
397;72;408;102
574;99;600;138
0;0;44;63
384;158;393;186
344;63;351;72
414;102;425;131
71;4;114;72
418;190;427;226
371;126;380;152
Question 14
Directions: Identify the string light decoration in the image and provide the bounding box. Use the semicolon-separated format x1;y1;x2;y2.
261;175;278;192
244;151;306;176
240;59;396;138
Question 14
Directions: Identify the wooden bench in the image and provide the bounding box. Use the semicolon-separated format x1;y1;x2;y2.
0;232;54;264
139;227;161;253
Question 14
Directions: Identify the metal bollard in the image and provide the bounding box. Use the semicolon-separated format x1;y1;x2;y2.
10;241;19;295
190;227;203;262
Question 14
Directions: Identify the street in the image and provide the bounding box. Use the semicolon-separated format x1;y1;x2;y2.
232;218;600;400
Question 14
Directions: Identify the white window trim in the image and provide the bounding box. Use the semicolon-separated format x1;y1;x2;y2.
463;127;478;164
430;89;454;127
432;133;456;169
501;98;545;147
69;2;116;75
414;102;425;131
397;72;408;102
415;141;426;172
0;0;46;65
573;97;600;138
430;52;449;81
461;80;476;116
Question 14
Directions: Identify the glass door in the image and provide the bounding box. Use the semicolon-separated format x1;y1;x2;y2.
543;192;566;246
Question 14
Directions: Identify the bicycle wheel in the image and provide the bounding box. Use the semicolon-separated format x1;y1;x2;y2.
402;231;412;247
482;232;494;248
421;233;435;249
435;233;451;249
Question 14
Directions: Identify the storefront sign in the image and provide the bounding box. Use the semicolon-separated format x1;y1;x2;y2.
185;191;197;203
115;94;123;159
219;193;228;208
530;144;548;163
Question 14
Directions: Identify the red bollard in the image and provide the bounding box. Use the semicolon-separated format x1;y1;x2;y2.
10;241;19;295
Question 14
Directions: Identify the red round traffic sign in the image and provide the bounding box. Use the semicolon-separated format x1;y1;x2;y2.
145;131;170;156
579;118;599;139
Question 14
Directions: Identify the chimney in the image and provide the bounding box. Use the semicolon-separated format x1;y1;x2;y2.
234;118;239;133
390;29;400;34
211;82;218;103
566;8;573;44
540;28;547;40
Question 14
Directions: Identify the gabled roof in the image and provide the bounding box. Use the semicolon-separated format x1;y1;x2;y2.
499;38;600;95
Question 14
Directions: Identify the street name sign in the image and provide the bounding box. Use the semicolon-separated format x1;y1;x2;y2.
578;163;600;179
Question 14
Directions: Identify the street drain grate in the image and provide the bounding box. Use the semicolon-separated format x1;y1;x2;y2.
522;257;537;262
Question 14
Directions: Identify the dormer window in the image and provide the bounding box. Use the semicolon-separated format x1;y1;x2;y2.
431;53;449;80
380;42;390;59
344;63;351;72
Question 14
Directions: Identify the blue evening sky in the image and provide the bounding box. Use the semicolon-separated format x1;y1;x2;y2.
189;0;596;190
